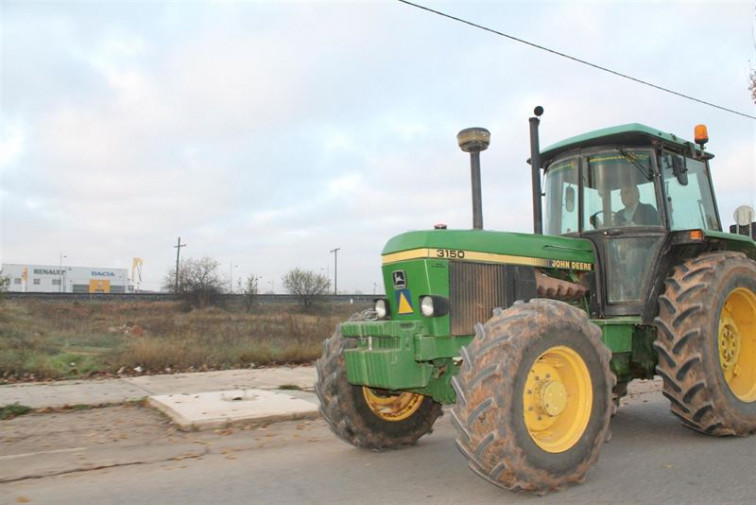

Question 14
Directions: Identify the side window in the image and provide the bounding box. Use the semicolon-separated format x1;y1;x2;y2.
662;155;720;231
544;158;579;235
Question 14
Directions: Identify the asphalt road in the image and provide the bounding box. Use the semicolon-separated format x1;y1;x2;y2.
3;392;755;505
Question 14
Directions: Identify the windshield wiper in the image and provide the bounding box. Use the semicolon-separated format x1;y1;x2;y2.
617;147;653;181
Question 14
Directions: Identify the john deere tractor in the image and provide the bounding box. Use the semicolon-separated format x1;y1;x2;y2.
315;108;756;493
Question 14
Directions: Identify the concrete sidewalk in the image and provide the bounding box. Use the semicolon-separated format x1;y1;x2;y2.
0;366;320;430
1;367;664;431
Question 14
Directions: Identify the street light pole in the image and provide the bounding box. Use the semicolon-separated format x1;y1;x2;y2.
330;247;340;295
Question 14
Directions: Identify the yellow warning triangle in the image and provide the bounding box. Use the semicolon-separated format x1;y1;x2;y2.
398;292;414;314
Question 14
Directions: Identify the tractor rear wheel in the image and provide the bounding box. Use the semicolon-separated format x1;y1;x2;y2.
451;299;613;494
315;326;442;450
654;252;756;435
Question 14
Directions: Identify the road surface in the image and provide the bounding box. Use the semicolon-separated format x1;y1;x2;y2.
2;391;755;504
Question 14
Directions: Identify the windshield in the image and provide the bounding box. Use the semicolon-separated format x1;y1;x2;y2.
544;148;661;235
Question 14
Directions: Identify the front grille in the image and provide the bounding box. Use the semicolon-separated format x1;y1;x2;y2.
449;262;536;336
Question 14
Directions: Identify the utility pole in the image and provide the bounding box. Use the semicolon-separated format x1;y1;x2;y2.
330;247;340;294
174;237;187;293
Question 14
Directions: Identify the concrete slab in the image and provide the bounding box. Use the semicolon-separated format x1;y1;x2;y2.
148;389;320;431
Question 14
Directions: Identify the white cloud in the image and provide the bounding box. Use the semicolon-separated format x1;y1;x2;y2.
0;123;26;170
1;1;754;293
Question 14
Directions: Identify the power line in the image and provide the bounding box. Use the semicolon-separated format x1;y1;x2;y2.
398;0;756;120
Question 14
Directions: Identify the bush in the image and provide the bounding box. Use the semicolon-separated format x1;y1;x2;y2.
282;268;330;309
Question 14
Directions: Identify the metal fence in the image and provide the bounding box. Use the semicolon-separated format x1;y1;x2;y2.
4;292;378;305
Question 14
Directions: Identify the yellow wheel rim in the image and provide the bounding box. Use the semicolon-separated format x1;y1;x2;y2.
362;387;424;422
719;287;756;402
523;345;593;453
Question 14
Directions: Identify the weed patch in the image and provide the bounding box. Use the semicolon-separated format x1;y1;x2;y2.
278;384;303;391
0;402;32;420
0;299;367;381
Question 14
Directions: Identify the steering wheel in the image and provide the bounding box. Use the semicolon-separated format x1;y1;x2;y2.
589;210;618;229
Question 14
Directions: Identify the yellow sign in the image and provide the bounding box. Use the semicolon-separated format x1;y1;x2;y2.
396;289;414;314
89;280;111;293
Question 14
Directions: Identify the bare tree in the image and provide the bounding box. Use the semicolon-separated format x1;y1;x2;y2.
282;268;330;309
163;256;225;309
750;69;756;104
242;274;260;312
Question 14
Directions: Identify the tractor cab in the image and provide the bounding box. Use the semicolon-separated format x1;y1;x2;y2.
539;124;721;316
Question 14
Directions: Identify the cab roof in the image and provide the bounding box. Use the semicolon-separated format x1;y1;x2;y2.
540;123;714;160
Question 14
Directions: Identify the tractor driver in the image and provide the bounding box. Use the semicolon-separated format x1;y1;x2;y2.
617;184;660;226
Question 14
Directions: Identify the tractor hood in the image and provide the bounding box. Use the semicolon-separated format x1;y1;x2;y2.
382;229;595;269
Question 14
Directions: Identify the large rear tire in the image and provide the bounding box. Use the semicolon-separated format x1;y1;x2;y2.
451;299;613;494
314;326;442;450
654;252;756;435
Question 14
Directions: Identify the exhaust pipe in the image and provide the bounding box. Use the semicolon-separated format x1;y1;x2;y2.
529;106;544;235
457;127;490;230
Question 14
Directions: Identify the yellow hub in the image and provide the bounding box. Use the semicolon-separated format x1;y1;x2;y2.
523;346;593;453
538;380;568;417
718;287;756;402
719;316;741;371
362;387;424;422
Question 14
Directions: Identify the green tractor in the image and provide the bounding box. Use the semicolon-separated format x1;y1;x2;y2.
315;108;756;493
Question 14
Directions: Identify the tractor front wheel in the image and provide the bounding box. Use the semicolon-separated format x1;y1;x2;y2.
451;299;613;494
315;327;442;450
654;252;756;435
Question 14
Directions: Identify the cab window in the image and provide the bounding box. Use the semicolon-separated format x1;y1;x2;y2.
661;154;720;231
543;157;579;235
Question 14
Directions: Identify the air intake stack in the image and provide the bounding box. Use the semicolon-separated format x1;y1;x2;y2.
457;127;490;230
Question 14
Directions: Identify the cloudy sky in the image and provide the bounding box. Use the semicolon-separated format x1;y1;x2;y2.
1;0;754;293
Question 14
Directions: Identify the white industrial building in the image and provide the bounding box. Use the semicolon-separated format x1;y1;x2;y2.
1;263;131;293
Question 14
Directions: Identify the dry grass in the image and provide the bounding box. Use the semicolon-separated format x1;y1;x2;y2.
0;299;368;382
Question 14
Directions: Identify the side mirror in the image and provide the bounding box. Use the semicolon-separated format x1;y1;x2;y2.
565;186;576;212
672;156;688;185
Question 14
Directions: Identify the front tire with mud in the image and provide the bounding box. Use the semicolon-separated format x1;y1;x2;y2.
451;299;613;494
315;327;442;450
654;252;756;436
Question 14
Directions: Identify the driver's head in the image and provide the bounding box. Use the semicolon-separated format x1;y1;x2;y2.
620;185;640;207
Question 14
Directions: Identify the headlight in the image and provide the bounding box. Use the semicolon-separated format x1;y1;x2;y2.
420;296;435;317
419;295;449;317
374;298;389;319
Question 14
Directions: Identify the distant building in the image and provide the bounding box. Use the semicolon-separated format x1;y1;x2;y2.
1;263;131;293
